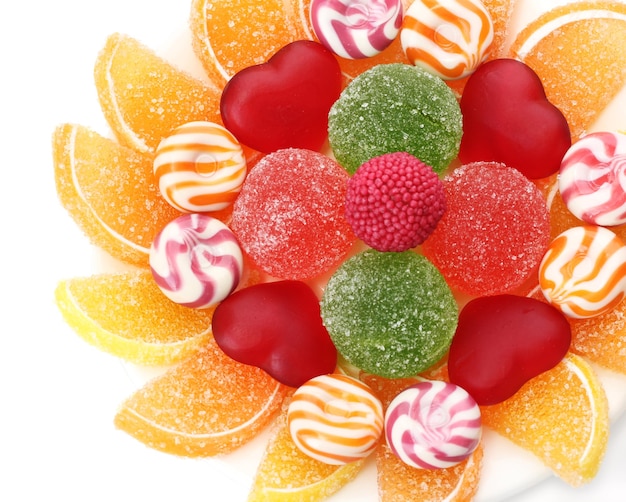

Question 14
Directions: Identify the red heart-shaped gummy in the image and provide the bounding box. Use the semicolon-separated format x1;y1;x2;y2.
447;295;571;405
220;40;342;154
212;280;337;387
459;59;571;180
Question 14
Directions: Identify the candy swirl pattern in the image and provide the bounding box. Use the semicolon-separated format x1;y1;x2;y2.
287;374;384;465
149;213;244;309
384;380;482;469
400;0;494;80
559;131;626;227
309;0;403;59
539;225;626;319
153;121;247;213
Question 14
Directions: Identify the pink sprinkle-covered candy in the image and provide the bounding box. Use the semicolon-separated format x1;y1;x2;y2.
559;131;626;227
384;380;482;469
150;214;243;309
345;152;446;252
310;0;403;59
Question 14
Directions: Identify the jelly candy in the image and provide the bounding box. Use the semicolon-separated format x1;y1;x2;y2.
458;58;571;180
212;280;337;387
220;40;342;153
447;295;571;405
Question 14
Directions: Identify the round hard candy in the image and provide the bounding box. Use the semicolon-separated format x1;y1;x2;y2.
539;225;626;319
310;0;403;59
401;0;493;80
149;213;243;309
559;131;626;226
287;374;384;464
153;121;246;213
384;380;482;469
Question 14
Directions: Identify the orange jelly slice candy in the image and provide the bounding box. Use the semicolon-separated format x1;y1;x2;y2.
114;339;288;457
509;1;626;140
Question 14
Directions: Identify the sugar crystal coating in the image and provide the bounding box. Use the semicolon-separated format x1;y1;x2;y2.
422;162;551;296
345;152;446;251
231;148;356;280
328;63;463;175
321;249;458;378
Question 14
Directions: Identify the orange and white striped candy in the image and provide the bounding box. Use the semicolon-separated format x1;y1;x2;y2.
287;374;383;465
154;121;247;213
539;225;626;319
400;0;493;80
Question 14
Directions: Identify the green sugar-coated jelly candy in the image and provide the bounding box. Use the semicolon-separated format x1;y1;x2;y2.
320;249;458;378
328;63;463;175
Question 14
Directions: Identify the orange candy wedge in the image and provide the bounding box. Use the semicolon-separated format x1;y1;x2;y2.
114;339;288;456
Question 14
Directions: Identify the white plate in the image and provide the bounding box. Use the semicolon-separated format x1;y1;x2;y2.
2;0;625;501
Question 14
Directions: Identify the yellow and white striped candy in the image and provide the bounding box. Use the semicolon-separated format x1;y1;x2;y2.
401;0;494;80
287;374;383;465
154;121;246;213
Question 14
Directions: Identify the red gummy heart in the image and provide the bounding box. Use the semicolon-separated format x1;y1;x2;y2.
220;40;342;154
212;280;337;388
448;295;571;405
459;58;571;180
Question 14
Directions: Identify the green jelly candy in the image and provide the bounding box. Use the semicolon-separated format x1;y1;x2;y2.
328;63;462;175
320;249;458;378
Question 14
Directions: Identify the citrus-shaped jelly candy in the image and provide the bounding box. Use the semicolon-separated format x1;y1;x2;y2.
559;131;626;227
321;249;458;378
153;121;247;213
422;162;551;296
385;380;481;469
309;0;403;59
287;374;383;464
149;213;243;309
328;63;462;175
401;0;493;80
231;148;355;280
538;225;626;319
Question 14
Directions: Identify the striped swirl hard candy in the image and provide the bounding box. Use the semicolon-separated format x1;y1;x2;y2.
539;225;626;319
559;131;626;226
150;213;243;309
384;380;481;469
154;121;246;213
401;0;493;80
309;0;403;59
287;374;384;464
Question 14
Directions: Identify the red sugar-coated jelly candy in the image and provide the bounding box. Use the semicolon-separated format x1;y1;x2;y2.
448;295;571;405
220;40;342;153
212;280;337;388
459;58;571;180
421;162;551;296
231;148;356;280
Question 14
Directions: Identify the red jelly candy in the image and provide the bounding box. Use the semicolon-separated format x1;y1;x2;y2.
448;295;571;405
212;280;337;388
220;40;342;153
459;58;571;180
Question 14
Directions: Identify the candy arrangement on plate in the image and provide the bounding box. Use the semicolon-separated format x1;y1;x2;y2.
52;0;626;500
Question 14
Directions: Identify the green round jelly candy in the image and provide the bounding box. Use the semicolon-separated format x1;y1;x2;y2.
328;63;463;175
320;249;458;378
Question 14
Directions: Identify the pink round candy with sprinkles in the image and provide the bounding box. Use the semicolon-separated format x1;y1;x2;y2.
384;380;482;469
559;131;626;226
153;121;247;213
310;0;403;59
150;213;243;309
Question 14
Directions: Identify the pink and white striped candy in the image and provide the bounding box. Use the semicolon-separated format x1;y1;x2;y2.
287;374;384;465
401;0;494;80
150;214;243;309
538;225;626;319
154;121;247;213
310;0;403;59
559;131;626;226
384;380;481;469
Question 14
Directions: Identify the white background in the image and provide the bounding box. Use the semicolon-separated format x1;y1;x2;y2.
1;0;625;501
